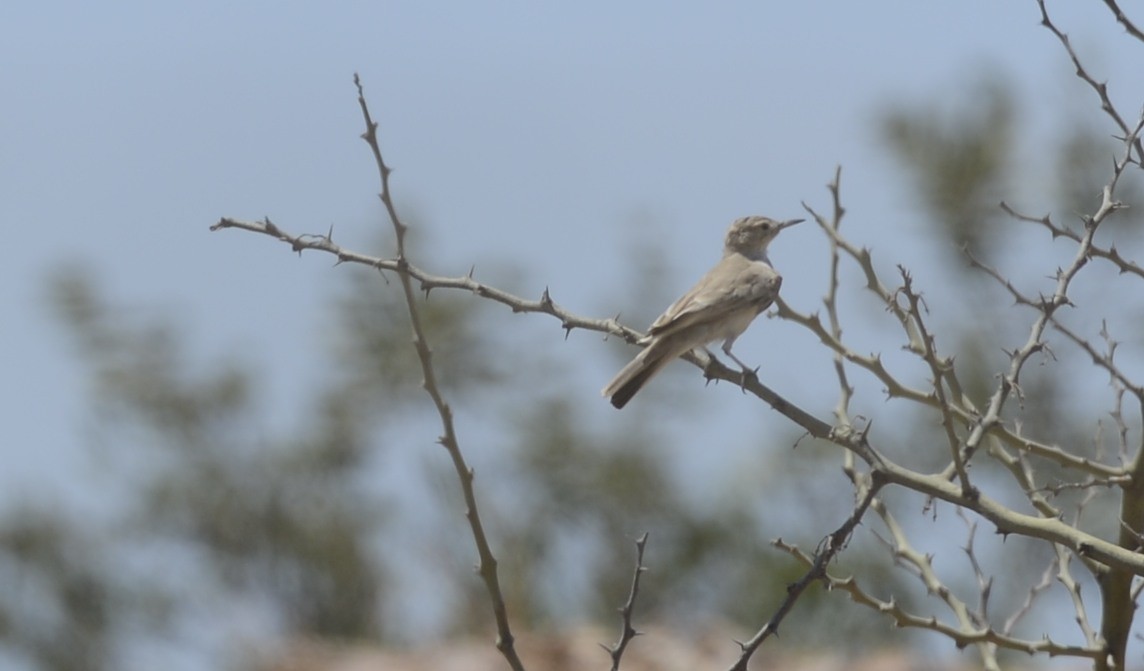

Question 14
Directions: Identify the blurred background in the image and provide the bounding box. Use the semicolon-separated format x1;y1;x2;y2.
3;2;1144;670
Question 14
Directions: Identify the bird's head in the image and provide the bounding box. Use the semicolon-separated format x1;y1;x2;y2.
724;215;802;257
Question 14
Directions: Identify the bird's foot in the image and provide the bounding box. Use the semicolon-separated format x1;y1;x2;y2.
735;365;759;393
700;348;720;387
723;350;757;392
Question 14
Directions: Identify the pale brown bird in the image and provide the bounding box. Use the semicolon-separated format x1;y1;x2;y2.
602;215;801;409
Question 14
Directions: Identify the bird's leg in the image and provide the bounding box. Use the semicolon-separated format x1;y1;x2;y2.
722;340;758;393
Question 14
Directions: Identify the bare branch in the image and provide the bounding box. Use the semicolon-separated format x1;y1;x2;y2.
1054;544;1101;648
602;533;649;671
799;198;921;347
211;215;838;442
1037;0;1144;162
896;267;971;491
727;474;885;671
1051;319;1144;400
1000;553;1057;637
958;512;993;627
792;537;1104;661
873;502;998;668
994;426;1125;480
1102;0;1144;44
352;74;525;671
1002;202;1144;281
984;437;1064;519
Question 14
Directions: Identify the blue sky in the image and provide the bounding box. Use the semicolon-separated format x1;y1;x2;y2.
3;1;1144;661
5;1;1138;493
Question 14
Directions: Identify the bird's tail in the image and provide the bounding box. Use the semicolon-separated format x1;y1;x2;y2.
601;340;681;409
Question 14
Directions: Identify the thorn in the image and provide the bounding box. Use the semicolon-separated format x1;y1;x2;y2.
603;314;624;341
540;286;553;307
326;224;334;241
468;264;476;279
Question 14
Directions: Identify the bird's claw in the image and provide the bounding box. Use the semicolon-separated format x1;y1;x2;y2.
736;365;759;393
701;352;720;386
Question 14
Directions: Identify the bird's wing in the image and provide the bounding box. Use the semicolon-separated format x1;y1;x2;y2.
647;256;782;337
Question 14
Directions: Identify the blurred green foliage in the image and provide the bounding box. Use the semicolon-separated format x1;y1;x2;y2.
881;77;1015;266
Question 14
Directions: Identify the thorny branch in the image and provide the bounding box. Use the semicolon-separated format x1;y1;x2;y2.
818;167;859;478
870;505;1004;670
1036;0;1144;164
728;474;885;671
780;534;1103;662
1101;0;1144;43
353;74;525;671
603;533;649;671
211;214;834;441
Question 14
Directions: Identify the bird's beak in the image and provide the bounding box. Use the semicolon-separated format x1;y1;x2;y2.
779;218;804;230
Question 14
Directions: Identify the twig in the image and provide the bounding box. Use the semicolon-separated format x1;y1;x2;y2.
727;473;884;671
896;267;972;492
1036;0;1144;162
1054;543;1100;647
788;536;1104;660
819;168;858;477
874;502;998;669
352;74;525;671
1000;202;1144;281
1000;553;1056;637
958;512;993;627
602;533;649;671
1102;0;1144;42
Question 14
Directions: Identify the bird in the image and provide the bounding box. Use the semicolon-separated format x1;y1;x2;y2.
602;215;802;409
